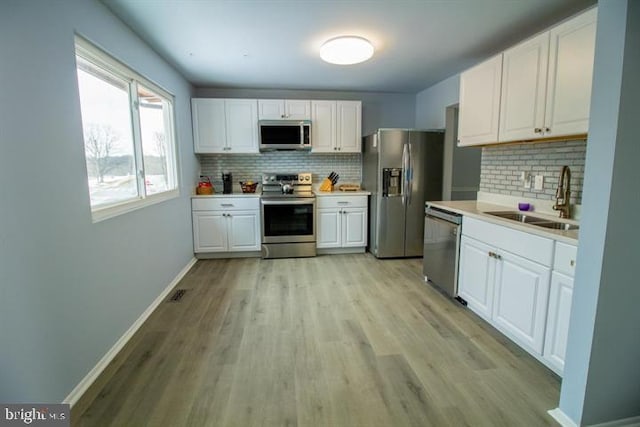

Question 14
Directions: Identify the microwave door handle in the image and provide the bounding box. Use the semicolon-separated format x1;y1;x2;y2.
300;124;304;147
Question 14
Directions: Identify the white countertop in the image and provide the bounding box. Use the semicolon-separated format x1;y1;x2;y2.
427;200;579;244
314;190;371;196
192;192;260;198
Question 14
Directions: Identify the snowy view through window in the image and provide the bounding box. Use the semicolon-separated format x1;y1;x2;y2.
76;55;176;210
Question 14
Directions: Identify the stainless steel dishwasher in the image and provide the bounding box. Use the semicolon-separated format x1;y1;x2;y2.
423;204;463;299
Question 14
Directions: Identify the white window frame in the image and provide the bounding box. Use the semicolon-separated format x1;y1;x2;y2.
75;36;180;222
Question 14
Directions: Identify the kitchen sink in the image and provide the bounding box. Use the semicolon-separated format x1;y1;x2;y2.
530;221;579;231
485;211;579;231
486;211;547;223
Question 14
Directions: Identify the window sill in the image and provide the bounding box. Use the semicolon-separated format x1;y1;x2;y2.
91;189;180;223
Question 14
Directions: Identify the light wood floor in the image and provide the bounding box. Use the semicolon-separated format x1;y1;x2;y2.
73;254;560;426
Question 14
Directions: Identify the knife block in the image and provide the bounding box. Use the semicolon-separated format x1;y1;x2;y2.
319;178;333;192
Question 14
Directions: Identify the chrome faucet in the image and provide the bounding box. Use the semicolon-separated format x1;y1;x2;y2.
552;166;571;219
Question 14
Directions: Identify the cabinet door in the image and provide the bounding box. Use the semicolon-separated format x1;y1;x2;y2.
227;210;260;251
458;236;495;321
458;55;502;146
317;208;341;248
342;208;367;247
311;100;336;153
544;8;597;138
543;271;574;375
492;250;551;355
192;212;227;252
499;32;549;142
192;99;227;153
285;100;311;120
336;101;362;153
258;99;285;120
225;99;258;153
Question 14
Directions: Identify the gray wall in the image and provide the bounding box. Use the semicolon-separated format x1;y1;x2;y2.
415;74;460;129
0;0;197;402
560;1;640;424
195;87;416;137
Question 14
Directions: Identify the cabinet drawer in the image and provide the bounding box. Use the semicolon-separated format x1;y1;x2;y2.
317;195;367;209
192;197;259;211
462;216;554;266
554;242;577;277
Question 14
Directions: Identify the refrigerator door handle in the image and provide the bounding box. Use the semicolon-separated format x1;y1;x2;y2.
402;142;409;206
407;142;413;205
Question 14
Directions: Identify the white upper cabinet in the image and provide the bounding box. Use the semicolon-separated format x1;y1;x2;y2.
258;99;311;120
192;99;227;153
458;8;597;146
312;100;361;153
192;98;258;154
225;99;259;153
311;100;336;152
458;55;503;146
337;101;362;153
544;8;597;137
499;33;550;142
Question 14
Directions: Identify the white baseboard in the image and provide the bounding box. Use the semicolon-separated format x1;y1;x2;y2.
549;408;578;427
63;257;197;407
549;408;640;427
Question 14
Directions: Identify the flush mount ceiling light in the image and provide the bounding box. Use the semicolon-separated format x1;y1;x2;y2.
320;36;374;65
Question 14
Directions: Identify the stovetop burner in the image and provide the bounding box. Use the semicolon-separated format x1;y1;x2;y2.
261;172;314;198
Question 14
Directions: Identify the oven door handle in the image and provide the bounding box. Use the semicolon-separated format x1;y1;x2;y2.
261;199;315;205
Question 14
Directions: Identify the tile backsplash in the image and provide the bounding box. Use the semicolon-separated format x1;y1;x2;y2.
198;152;362;187
480;139;586;205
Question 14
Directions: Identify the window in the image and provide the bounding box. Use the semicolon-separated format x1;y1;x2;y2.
75;37;178;221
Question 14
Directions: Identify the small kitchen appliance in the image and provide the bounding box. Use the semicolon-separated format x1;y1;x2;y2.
222;172;233;194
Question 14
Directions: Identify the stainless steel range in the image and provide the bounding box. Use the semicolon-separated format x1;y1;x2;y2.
261;172;316;259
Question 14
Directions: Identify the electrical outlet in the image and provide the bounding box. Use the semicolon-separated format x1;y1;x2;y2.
523;172;531;189
534;175;544;190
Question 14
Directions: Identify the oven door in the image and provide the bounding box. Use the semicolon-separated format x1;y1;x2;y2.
261;198;316;243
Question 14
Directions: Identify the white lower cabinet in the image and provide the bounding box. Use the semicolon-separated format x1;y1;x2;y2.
492;250;550;354
459;217;555;358
192;198;260;254
458;236;495;321
543;271;574;374
543;241;577;375
316;195;367;251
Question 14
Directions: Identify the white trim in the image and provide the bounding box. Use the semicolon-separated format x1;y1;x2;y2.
549;408;578;427
91;188;179;223
63;257;197;407
548;408;640;427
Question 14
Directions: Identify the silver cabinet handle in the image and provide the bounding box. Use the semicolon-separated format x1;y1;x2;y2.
337;201;349;205
221;203;234;207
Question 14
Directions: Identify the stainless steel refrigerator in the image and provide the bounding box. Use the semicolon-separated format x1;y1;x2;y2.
363;129;444;258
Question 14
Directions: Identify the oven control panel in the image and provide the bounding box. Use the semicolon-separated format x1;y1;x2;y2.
262;173;312;184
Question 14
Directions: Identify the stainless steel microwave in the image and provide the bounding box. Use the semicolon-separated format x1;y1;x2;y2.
259;120;311;151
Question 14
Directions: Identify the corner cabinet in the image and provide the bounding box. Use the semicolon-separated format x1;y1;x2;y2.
191;197;261;255
316;195;367;252
312;101;361;153
192;98;258;154
457;7;597;146
458;217;553;356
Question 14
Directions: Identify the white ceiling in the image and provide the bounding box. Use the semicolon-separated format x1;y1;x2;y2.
103;0;595;94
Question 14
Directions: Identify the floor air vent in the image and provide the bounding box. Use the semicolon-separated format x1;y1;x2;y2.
168;289;186;302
